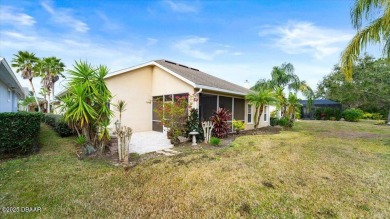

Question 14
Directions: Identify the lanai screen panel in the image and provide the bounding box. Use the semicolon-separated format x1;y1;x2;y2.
199;94;217;121
219;96;232;113
234;98;245;121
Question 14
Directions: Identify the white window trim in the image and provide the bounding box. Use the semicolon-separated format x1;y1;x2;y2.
247;104;253;124
264;106;268;122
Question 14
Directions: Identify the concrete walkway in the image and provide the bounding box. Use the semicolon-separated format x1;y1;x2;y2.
129;131;173;154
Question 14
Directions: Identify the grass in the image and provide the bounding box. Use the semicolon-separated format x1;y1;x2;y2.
1;121;389;218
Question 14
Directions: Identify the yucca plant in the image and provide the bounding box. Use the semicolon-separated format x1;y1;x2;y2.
210;108;231;138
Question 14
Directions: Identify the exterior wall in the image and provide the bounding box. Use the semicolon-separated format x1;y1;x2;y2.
0;80;19;112
244;102;270;130
106;66;153;132
105;66;194;132
151;67;194;96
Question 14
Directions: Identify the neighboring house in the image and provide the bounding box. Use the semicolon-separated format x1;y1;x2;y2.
105;59;270;133
0;57;26;112
300;99;342;119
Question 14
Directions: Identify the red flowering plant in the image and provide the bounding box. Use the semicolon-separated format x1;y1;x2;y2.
210;108;231;138
154;95;190;144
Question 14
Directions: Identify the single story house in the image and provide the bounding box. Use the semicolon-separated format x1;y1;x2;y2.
0;57;26;112
105;59;270;134
300;99;342;119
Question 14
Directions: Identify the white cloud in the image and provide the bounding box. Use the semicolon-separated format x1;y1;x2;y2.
95;11;120;31
146;38;158;46
259;21;353;59
174;36;228;60
164;0;198;13
1;31;36;41
41;0;89;33
0;6;36;26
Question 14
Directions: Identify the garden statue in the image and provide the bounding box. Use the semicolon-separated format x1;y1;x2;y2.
202;121;214;144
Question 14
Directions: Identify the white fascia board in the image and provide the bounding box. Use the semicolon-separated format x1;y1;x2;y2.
0;58;26;98
195;85;248;96
104;61;156;79
104;61;197;87
153;62;196;87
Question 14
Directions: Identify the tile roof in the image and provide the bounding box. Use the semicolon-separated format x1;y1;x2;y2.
154;60;250;95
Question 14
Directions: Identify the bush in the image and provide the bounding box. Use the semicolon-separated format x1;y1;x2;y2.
0;112;42;156
44;114;74;137
343;108;364;122
270;117;278;126
210;108;231;138
210;137;221;146
277;117;294;128
232;120;245;133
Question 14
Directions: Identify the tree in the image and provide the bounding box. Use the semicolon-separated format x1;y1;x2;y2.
340;0;390;80
62;61;112;151
11;51;41;112
341;0;390;123
38;57;65;113
317;55;390;118
114;100;127;123
246;88;278;128
286;92;302;121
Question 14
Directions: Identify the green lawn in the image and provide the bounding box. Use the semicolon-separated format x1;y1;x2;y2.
1;121;389;218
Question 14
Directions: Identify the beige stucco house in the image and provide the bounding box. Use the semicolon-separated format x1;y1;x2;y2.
105;59;270;133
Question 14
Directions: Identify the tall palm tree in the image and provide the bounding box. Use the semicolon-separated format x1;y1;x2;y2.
11;51;41;112
38;57;65;113
340;0;390;80
246;88;278;128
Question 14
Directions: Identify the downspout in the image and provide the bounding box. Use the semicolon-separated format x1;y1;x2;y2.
193;88;202;110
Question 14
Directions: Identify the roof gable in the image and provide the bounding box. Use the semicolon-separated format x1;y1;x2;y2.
105;59;250;96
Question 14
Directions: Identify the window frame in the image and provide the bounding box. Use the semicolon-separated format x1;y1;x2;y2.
247;104;253;124
263;106;268;122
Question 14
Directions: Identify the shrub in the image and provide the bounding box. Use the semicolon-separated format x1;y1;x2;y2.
232;120;245;133
44;114;74;137
315;108;323;120
270;117;278;126
334;109;342;121
186;108;204;142
210;108;231;138
372;113;383;120
277;117;293;128
210;137;221;146
324;108;333;120
343;108;364;122
0;112;42;156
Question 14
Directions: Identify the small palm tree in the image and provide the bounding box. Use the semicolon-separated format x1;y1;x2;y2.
286;92;302;121
114;100;127;123
11;51;41;112
246;88;278;128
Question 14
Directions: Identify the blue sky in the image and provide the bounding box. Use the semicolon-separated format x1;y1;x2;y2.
0;0;382;96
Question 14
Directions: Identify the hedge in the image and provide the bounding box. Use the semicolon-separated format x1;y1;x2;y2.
0;112;42;155
43;114;74;137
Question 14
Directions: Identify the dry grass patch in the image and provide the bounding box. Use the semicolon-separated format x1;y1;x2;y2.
0;122;389;218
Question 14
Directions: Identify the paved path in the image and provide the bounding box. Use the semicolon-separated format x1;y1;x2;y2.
129;131;173;154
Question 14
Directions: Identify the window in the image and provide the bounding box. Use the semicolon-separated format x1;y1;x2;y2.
233;98;245;121
247;104;252;123
264;106;268;121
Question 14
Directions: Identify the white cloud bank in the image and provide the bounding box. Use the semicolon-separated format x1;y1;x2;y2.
0;6;36;26
259;21;353;60
41;0;89;33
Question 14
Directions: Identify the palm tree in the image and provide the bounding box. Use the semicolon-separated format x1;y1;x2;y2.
246;88;278;128
286;92;302;121
114;100;127;123
11;51;41;112
340;0;390;80
38;57;65;113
